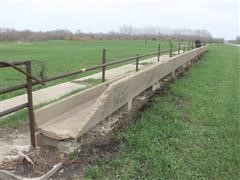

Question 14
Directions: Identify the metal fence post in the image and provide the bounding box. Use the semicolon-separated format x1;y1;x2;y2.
102;49;106;82
170;42;173;57
136;54;139;71
183;45;185;53
157;43;160;62
178;41;180;54
188;41;190;51
26;61;36;147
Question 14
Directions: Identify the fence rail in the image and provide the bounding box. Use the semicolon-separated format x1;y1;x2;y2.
0;41;198;147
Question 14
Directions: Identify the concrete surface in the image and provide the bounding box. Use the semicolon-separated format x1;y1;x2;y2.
36;133;79;154
35;47;207;141
152;82;161;91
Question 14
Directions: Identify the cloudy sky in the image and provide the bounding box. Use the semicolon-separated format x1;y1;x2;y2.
1;0;239;40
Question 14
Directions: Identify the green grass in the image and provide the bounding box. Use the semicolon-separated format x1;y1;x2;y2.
0;40;184;100
84;44;240;179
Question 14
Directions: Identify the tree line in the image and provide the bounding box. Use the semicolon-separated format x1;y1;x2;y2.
0;25;224;43
228;36;240;44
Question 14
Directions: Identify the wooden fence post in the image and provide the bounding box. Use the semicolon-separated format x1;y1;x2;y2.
157;43;160;62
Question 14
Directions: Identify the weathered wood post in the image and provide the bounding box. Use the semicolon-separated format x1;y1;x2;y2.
102;49;106;82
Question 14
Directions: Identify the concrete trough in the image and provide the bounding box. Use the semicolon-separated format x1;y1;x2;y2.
35;46;208;148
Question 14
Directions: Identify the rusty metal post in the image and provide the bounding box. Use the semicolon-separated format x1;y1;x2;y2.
26;62;36;147
178;41;180;54
136;54;139;71
102;49;106;82
157;43;160;62
170;42;173;57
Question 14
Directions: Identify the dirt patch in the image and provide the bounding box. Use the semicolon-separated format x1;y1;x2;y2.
0;122;31;163
1;147;67;178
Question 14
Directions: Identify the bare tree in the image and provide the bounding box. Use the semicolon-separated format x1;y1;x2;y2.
0;25;220;42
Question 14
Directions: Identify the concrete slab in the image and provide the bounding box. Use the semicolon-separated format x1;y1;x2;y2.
36;133;79;154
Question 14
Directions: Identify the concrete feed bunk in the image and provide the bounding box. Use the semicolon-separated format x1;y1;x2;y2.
35;47;207;143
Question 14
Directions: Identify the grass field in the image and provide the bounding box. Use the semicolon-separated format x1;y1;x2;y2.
0;40;185;99
84;44;240;179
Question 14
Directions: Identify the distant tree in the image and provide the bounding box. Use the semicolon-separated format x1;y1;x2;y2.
0;26;216;42
236;36;240;44
209;38;224;43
